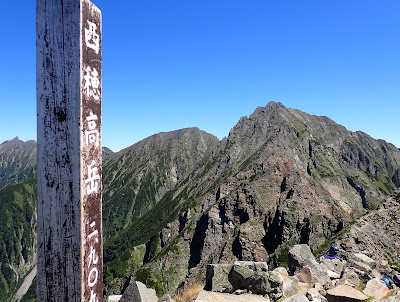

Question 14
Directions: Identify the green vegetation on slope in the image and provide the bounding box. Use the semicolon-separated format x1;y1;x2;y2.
0;179;36;302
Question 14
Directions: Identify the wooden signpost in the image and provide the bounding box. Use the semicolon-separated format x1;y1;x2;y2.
36;0;102;301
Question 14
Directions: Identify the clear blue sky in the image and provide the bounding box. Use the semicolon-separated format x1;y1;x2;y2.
0;1;399;151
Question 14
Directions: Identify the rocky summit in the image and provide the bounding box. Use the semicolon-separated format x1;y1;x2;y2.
2;102;400;302
0;137;36;189
103;102;400;298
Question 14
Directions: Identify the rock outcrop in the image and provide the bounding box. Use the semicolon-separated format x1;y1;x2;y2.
205;261;283;300
103;102;400;297
119;280;159;302
197;244;400;302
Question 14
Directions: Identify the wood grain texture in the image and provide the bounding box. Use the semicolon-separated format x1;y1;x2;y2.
36;0;101;300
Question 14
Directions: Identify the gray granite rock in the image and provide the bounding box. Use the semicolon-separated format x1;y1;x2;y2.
120;281;158;302
289;245;330;285
326;285;368;302
206;264;234;293
282;293;309;302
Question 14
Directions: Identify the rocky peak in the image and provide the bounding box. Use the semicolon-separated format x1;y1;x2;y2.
102;103;400;298
102;128;219;240
0;138;37;189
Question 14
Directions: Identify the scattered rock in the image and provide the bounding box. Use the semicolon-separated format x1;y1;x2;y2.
363;278;390;300
282;293;309;302
273;267;296;297
320;257;345;275
352;254;376;269
205;261;282;299
234;289;248;295
340;268;361;287
296;282;312;295
196;290;270;302
120;281;158;302
307;288;328;302
202;245;399;301
266;271;284;300
350;261;372;274
107;295;122;302
379;291;400;302
326;285;368;302
377;260;392;274
327;270;341;280
371;269;382;279
313;283;326;296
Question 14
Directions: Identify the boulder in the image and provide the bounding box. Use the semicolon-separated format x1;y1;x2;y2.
273;267;296;297
351;261;372;274
352;254;376;269
340;268;361;287
320;257;345;275
282;293;309;302
234;261;268;272
231;261;282;299
232;262;257;288
196;290;270;302
377;260;392;274
326;285;368;302
296;282;312;295
362;278;390;300
307;288;328;302
371;269;382;279
288;245;315;275
296;266;316;284
245;272;271;295
273;267;289;278
205;261;283;298
288;245;330;285
206;264;234;292
327;270;341;280
107;296;122;302
120;281;158;302
266;271;284;300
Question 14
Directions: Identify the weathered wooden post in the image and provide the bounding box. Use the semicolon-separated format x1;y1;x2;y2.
36;0;102;301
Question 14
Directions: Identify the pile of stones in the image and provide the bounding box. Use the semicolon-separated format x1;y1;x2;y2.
201;244;400;302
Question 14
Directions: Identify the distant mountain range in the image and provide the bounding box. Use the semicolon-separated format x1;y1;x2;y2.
0;102;399;301
0;138;36;190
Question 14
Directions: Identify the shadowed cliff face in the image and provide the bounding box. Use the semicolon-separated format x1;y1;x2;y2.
103;102;400;295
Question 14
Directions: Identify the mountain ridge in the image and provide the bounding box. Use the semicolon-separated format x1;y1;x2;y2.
102;102;400;296
1;102;400;301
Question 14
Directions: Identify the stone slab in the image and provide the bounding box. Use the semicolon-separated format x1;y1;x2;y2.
327;285;368;302
196;290;270;302
363;278;390;300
